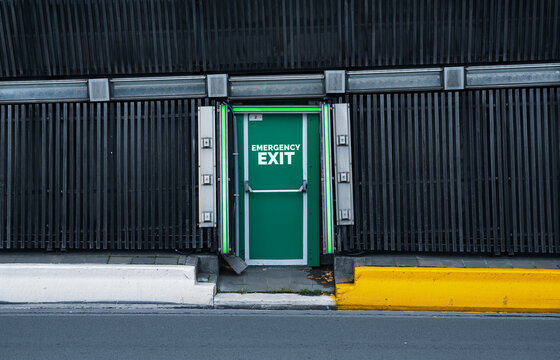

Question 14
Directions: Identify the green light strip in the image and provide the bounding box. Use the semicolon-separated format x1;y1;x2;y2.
323;104;333;254
221;105;228;254
232;107;321;112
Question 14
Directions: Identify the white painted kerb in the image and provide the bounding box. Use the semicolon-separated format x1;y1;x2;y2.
0;264;215;305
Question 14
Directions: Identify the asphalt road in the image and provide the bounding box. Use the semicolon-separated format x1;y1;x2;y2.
1;309;559;360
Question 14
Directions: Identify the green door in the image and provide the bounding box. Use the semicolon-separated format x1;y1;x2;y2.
238;112;319;266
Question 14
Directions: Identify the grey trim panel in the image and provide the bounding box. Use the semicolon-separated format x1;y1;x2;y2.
229;74;325;99
0;80;88;103
111;76;207;100
465;63;560;88
332;103;354;226
347;68;443;92
198;106;217;228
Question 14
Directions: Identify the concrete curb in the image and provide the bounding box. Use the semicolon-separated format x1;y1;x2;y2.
336;266;560;312
215;293;337;310
0;264;215;306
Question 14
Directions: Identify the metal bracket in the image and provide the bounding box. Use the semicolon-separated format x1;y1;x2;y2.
88;79;110;102
198;106;217;228
207;74;228;98
332;103;354;226
444;67;465;90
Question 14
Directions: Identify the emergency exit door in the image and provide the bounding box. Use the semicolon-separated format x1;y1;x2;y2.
236;109;319;266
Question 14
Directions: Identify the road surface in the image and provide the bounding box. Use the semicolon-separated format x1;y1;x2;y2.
1;309;559;359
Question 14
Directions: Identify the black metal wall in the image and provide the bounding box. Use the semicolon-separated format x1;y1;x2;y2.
1;0;560;255
1;0;559;79
0;99;216;250
1;91;559;254
341;87;560;254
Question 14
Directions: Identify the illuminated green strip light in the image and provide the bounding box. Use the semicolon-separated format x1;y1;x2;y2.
221;105;228;254
323;104;333;254
232;107;321;112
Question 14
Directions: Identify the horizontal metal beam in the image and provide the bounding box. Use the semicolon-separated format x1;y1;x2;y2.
465;63;560;88
110;76;207;100
346;63;560;92
0;80;88;103
347;68;444;92
1;63;560;103
228;74;324;99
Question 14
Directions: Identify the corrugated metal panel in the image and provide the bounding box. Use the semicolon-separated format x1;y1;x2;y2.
340;87;560;254
1;0;559;78
1;90;558;254
0;99;216;250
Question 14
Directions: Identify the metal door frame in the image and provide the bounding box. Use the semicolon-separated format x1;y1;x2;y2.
233;106;323;265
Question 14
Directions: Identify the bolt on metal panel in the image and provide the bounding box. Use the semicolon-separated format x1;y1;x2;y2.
332;103;354;226
198;106;217;228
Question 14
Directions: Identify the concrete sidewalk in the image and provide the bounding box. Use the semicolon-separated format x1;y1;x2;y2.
0;253;218;307
2;252;560;312
0;252;335;310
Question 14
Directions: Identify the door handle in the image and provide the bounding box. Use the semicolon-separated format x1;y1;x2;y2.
300;179;307;193
245;180;307;194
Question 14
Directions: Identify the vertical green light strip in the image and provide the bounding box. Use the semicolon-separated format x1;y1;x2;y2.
323;104;333;254
221;105;228;254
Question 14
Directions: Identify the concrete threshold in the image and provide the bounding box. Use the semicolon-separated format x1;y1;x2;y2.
215;293;336;310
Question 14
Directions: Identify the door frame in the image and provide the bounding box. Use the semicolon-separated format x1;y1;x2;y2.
232;106;322;266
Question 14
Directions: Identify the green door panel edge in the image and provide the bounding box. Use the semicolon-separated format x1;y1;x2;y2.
236;114;245;260
306;114;320;266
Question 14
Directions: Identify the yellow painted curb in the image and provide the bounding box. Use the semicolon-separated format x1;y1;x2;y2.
336;266;560;312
